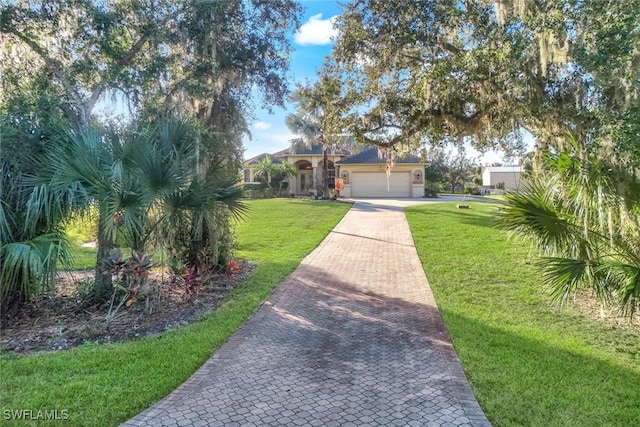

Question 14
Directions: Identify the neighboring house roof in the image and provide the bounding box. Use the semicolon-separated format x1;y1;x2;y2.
337;146;423;165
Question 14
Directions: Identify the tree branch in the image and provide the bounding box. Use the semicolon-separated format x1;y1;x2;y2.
86;34;151;113
4;28;85;122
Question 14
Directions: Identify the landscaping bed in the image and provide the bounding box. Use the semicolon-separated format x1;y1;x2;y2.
1;262;253;354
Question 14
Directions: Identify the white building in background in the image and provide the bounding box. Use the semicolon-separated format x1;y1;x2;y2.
481;166;525;191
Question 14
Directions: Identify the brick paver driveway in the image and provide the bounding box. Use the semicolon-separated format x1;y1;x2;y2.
123;201;490;426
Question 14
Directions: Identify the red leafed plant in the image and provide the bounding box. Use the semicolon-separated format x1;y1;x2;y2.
170;265;203;300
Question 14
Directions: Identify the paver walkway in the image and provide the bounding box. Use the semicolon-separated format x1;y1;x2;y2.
123;201;490;426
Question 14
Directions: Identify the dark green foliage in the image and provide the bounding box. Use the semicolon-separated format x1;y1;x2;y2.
500;135;640;317
319;0;640;162
1;0;302;311
1;117;247;311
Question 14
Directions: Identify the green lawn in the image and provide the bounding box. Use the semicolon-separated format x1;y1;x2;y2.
0;199;351;427
4;198;638;426
406;202;640;426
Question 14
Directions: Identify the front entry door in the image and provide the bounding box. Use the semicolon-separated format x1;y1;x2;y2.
298;171;312;194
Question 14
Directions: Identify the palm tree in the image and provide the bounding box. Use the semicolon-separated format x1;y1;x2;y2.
251;156;277;186
499;134;640;317
286;84;360;198
30;118;246;302
275;161;297;195
29;126;147;301
285;85;336;198
154;150;247;272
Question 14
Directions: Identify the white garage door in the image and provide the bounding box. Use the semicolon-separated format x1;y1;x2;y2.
350;172;411;197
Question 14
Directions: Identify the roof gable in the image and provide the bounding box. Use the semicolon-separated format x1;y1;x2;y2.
280;143;351;156
244;152;283;166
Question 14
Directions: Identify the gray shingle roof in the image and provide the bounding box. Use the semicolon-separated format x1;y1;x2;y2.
244;153;283;165
282;144;351;156
245;145;423;165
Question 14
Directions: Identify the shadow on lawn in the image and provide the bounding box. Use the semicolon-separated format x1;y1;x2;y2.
260;264;640;427
118;256;640;427
440;308;640;427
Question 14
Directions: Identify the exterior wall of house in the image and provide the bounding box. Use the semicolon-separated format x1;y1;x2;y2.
338;164;424;198
283;153;346;196
482;167;524;190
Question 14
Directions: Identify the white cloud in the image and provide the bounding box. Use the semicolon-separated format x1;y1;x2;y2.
294;13;338;46
254;121;272;130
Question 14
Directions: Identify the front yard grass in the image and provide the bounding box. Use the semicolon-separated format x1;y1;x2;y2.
0;199;350;427
6;198;637;426
406;202;640;426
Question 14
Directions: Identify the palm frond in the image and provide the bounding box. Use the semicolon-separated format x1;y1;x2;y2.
540;257;595;305
157;117;196;158
288;137;310;154
599;261;640;318
0;233;71;302
211;183;249;221
285;111;321;149
0;198;15;245
500;180;578;255
24;182;90;237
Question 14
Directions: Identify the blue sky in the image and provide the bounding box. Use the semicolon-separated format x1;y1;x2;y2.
242;1;528;164
243;1;343;161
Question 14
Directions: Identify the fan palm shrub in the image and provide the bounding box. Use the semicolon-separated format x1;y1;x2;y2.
500;135;640;317
28;118;246;303
0;161;76;316
0;96;80;316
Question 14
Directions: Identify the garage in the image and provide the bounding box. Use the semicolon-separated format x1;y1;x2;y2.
350;172;411;197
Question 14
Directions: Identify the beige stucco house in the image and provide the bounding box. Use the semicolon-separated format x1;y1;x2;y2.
244;145;425;198
279;145;351;195
336;147;424;198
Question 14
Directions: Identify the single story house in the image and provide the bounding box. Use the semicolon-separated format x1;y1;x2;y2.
481;166;525;191
243;145;425;198
336;148;424;198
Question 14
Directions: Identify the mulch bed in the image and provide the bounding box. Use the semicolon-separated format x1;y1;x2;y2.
0;261;254;355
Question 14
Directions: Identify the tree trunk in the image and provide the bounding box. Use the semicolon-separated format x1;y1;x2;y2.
93;209;114;303
322;148;329;198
